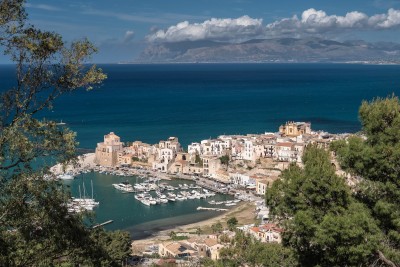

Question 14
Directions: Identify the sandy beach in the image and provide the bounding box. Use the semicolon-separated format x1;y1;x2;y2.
131;201;257;254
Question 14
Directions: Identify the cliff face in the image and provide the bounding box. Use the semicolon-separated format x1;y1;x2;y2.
136;38;400;63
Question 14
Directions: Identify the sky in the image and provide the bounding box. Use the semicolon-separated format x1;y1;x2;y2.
2;0;400;63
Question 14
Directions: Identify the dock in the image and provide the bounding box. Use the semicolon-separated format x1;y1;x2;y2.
197;206;228;212
93;220;114;228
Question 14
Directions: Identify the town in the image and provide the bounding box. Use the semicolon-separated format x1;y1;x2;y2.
85;121;352;265
94;121;347;192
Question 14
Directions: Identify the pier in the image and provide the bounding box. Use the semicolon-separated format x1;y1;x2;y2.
93;220;114;228
197;206;228;211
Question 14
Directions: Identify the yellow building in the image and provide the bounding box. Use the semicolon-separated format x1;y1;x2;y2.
94;132;123;167
279;121;311;137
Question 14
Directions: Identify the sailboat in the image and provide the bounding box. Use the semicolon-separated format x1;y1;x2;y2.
69;180;99;213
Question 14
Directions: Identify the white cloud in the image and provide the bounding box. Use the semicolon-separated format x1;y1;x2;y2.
124;30;135;42
267;8;400;36
25;3;61;11
146;9;400;43
147;15;264;42
370;8;400;28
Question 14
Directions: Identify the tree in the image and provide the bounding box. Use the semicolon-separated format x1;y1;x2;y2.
0;1;130;266
227;217;238;231
169;231;177;239
211;222;223;234
266;145;381;266
219;155;229;167
217;231;298;267
332;95;400;266
195;227;202;236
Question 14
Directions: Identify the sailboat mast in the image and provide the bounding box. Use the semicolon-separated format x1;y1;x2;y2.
91;180;94;199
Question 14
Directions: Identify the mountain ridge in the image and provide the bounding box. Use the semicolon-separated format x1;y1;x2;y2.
134;37;400;64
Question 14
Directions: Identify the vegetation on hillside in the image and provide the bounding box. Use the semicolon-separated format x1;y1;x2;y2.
0;1;130;266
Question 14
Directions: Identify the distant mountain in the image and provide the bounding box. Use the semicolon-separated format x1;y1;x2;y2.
135;37;400;64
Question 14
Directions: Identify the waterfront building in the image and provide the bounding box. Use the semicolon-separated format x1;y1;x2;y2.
170;152;189;174
279;121;311;137
118;153;133;166
188;142;202;154
152;137;182;172
125;141;153;160
200;139;227;156
229;171;254;187
94;132;123;167
202;155;222;178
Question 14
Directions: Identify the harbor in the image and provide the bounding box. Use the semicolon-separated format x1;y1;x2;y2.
64;171;236;239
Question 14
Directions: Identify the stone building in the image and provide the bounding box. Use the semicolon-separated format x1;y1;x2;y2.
279;121;311;137
94;132;123;167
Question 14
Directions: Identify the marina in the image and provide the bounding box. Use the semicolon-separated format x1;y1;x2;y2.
65;172;235;238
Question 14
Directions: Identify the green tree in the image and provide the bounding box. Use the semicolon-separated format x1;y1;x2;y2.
195;153;203;165
227;217;238;231
211;222;223;234
169;231;177;239
217;231;298;267
219;155;229;166
332;95;400;266
0;1;130;266
195;227;202;236
266;145;381;266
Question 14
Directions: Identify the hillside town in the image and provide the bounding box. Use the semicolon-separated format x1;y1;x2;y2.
94;121;346;194
89;121;351;265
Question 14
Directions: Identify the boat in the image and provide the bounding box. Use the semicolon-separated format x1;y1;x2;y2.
140;199;151;206
58;173;74;180
112;181;135;193
68;181;99;213
56;120;66;125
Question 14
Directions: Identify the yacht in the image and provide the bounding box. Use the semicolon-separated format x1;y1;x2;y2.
112;181;134;193
58;173;74;180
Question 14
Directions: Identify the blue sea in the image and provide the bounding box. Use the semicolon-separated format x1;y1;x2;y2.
1;63;400;238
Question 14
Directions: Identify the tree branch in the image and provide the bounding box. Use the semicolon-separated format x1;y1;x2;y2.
378;250;398;267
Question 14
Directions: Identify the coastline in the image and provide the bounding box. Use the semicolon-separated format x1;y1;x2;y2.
131;202;256;253
51;154;258;239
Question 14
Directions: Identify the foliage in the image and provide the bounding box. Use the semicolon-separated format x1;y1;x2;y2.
216;231;298;267
331;95;400;265
195;154;203;165
219;155;229;166
132;156;140;162
266;145;381;266
211;222;223;234
195;227;202;236
0;1;130;266
169;231;176;239
227;217;238;231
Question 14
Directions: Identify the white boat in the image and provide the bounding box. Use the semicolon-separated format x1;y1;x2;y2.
167;196;176;202
58;173;74;180
56;120;66;125
176;195;185;201
140;199;151;206
135;193;145;201
113;181;134;193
